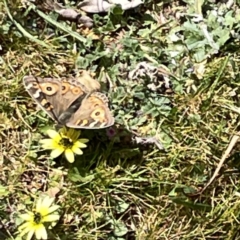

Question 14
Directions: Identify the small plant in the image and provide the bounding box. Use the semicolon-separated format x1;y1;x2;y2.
40;127;89;163
18;196;60;240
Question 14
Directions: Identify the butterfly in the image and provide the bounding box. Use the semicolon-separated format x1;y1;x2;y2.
23;71;114;129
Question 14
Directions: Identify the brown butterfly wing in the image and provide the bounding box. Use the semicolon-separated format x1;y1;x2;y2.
23;74;114;128
60;77;86;108
66;92;114;129
23;76;84;123
75;70;101;92
23;76;63;121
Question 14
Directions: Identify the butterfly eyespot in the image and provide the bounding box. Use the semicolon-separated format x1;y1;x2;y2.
72;87;83;95
89;96;104;106
62;82;70;94
91;108;105;122
94;111;100;116
40;83;58;95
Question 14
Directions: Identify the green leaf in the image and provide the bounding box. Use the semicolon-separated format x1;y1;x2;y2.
193;47;207;62
115;201;129;214
0;185;9;197
3;0;51;48
68;171;95;183
111;5;124;15
34;7;87;44
225;11;236;27
171;197;212;211
112;221;128;237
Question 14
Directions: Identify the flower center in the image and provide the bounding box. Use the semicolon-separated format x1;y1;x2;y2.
59;137;73;148
34;212;42;224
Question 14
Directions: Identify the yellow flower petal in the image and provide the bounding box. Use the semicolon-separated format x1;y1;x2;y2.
41;196;55;209
65;149;75;163
73;130;81;140
47;130;61;141
68;128;81;140
36;198;43;212
79;138;89;143
50;148;64;158
59;127;68;135
19;212;34;221
40;139;53;144
47;205;60;214
35;224;47;240
39;139;56;149
36;196;53;215
72;146;83;155
74;141;88;148
42;213;60;222
26;229;35;240
19;222;33;233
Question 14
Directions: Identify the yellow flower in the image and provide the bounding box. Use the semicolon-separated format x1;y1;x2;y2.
40;127;89;163
18;196;60;240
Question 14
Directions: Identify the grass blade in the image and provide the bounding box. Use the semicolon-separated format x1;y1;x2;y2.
3;0;52;49
34;7;87;44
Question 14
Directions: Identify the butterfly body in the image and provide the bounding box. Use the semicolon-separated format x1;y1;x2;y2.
23;74;114;129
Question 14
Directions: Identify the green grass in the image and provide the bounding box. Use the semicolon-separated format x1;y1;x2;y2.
1;0;240;239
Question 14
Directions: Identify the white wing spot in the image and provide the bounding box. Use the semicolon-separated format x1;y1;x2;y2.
89;121;98;127
100;123;106;128
25;83;34;89
33;89;41;98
